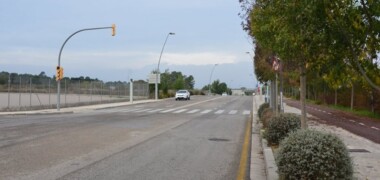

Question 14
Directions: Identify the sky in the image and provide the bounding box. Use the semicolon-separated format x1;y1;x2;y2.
0;0;256;89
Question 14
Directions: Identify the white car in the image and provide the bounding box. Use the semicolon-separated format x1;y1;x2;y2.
175;90;190;100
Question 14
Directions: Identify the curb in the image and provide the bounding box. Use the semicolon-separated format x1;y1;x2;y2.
262;139;279;180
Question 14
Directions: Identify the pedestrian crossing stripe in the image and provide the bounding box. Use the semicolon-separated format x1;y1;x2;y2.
229;110;238;114
160;108;177;113
201;110;212;114
173;109;188;113
243;110;250;115
215;110;224;114
187;109;200;113
99;108;251;115
147;109;163;113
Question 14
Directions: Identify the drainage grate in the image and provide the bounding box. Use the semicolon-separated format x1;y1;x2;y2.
208;138;230;142
348;149;370;153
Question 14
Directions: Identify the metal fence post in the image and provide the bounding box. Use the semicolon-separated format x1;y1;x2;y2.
7;74;10;110
29;78;32;109
49;79;51;108
19;77;21;110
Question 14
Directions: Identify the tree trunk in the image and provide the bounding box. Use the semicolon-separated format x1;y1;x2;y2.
300;64;308;129
351;84;354;110
335;89;337;106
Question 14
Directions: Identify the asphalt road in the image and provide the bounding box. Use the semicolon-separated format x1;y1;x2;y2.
0;96;252;180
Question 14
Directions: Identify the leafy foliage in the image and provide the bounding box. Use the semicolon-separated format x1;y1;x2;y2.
276;129;353;179
257;103;269;119
265;113;301;145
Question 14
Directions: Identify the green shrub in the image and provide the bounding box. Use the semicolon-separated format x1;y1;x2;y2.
276;129;353;179
258;103;269;119
261;108;273;128
265;113;300;145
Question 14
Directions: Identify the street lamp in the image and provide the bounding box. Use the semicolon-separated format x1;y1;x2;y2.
155;32;175;100
56;24;116;111
208;64;218;95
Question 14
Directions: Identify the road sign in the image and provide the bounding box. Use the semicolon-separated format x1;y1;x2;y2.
149;73;160;84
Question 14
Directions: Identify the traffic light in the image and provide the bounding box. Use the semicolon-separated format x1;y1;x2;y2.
56;66;64;81
111;24;116;36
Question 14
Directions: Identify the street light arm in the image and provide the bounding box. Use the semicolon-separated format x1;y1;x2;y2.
157;33;174;72
58;26;114;66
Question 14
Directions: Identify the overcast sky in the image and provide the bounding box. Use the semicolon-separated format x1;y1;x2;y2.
0;0;256;89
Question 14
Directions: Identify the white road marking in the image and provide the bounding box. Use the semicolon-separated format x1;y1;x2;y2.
160;108;177;113
201;110;212;114
327;112;332;115
371;127;380;131
173;109;188;114
187;109;200;114
147;109;164;113
134;109;152;113
359;123;365;126
215;110;224;114
349;120;356;123
243;110;250;115
229;110;238;115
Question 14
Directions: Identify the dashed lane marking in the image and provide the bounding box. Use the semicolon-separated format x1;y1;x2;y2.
349;120;356;123
371;127;380;131
359;123;365;126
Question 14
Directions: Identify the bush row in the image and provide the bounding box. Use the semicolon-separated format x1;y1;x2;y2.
257;104;353;179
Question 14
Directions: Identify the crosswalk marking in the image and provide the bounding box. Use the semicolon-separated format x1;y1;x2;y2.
229;110;237;115
135;109;152;113
173;109;188;114
187;109;200;114
147;109;164;113
160;108;177;113
201;110;212;114
215;110;224;114
102;107;252;116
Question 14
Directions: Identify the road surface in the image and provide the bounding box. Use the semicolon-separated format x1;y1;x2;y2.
0;96;252;180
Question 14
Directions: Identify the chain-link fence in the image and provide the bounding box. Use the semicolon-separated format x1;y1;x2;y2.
0;77;149;111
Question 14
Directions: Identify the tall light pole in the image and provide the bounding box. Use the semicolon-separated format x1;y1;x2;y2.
56;24;116;111
155;32;175;100
208;64;218;95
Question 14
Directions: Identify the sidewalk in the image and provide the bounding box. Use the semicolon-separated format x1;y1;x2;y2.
0;99;159;116
250;96;380;180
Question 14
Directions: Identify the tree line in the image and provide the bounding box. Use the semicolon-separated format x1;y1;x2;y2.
239;0;380;126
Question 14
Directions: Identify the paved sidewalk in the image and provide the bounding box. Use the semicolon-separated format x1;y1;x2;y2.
251;96;380;180
0;99;159;116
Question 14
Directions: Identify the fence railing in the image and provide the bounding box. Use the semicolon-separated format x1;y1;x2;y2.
0;78;149;111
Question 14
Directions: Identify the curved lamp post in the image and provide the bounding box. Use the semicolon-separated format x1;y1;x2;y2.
56;25;116;111
208;64;218;95
155;32;175;100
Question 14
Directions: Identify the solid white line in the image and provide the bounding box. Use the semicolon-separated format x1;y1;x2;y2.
215;110;224;114
201;110;212;114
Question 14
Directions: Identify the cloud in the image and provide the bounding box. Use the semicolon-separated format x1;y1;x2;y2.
162;52;237;66
0;49;238;70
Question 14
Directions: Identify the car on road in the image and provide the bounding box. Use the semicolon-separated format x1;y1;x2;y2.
175;90;190;100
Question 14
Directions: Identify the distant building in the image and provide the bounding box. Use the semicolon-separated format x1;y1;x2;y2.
231;89;245;96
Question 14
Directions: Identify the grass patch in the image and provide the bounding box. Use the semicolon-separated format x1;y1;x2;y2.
329;105;380;120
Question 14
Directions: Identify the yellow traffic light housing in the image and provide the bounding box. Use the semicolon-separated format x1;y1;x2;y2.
56;66;64;81
111;24;116;36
